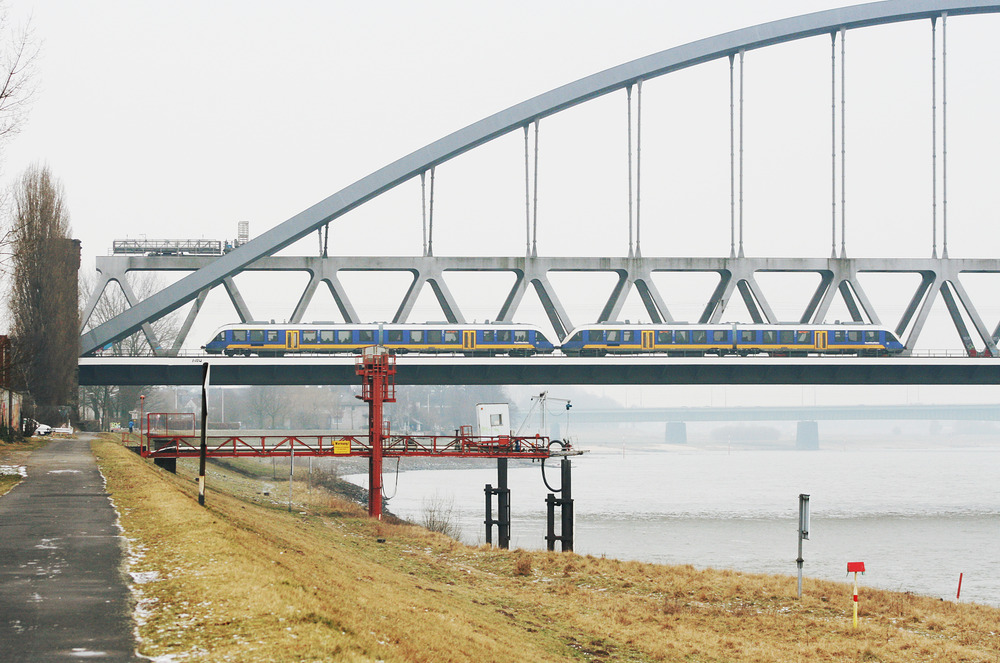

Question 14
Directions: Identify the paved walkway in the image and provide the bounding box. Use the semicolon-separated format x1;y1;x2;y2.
0;435;138;662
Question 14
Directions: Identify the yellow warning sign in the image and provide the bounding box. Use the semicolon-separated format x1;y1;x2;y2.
333;439;351;455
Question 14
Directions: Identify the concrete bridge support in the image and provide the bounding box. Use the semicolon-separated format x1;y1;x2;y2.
665;421;687;445
796;421;820;450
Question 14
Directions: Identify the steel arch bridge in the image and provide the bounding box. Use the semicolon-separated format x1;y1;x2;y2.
80;0;1000;360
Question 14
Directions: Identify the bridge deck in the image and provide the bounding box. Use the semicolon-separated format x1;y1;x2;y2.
81;355;1000;386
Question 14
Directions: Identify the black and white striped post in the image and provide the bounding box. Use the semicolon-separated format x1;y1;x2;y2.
198;362;210;506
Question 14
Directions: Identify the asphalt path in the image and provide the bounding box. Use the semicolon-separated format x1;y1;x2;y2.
0;435;138;662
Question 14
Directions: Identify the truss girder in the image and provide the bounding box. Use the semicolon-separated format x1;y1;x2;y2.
83;255;1000;354
77;1;1000;356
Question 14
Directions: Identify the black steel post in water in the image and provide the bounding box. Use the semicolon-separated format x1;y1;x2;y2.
198;362;209;506
497;458;510;549
484;483;494;546
561;457;573;552
545;494;556;551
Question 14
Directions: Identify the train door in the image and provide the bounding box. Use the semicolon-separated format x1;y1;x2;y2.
641;330;654;351
815;330;827;352
462;330;476;350
286;330;299;351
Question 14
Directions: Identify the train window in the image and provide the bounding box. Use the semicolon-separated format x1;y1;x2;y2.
444;331;459;343
427;330;443;343
621;330;633;343
232;330;248;342
410;330;423;343
796;331;812;344
692;330;707;344
337;330;352;343
214;332;225;342
498;330;512;343
657;330;671;343
301;330;318;343
606;330;619;342
357;330;374;343
536;332;549;343
847;331;862;343
569;332;583;343
762;330;777;344
712;330;727;343
387;330;404;343
834;331;846;342
514;330;528;343
320;330;335;343
865;331;878;343
675;330;689;344
483;330;494;343
585;330;602;343
886;332;900;343
779;331;794;344
267;330;279;342
740;330;755;343
249;329;265;343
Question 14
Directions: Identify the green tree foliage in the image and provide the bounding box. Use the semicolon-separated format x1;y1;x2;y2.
7;164;77;417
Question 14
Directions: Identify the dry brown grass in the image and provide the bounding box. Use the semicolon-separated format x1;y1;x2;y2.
0;438;50;496
93;438;1000;662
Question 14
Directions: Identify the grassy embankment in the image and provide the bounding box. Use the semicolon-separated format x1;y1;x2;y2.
93;438;1000;662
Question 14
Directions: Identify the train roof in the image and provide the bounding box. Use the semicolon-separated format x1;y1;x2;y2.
211;321;546;331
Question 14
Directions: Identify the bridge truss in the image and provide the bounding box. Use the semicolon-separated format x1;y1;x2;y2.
79;1;1000;360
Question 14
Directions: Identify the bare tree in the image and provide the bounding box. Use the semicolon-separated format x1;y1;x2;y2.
78;271;180;429
7;164;76;421
246;385;291;429
0;5;38;268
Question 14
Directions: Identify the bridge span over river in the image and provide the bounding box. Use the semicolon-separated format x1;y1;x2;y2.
79;355;1000;386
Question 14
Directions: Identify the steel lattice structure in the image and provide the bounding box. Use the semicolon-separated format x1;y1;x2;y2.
80;1;1000;359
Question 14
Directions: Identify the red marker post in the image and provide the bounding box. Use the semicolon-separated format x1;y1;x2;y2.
847;561;865;628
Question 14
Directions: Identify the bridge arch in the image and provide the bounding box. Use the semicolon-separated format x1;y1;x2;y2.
80;0;1000;354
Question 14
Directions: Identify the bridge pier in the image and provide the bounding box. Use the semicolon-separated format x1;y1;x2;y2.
545;456;574;552
665;421;687;445
796;421;820;450
484;458;511;548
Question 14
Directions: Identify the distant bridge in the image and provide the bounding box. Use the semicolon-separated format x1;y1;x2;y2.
569;403;1000;423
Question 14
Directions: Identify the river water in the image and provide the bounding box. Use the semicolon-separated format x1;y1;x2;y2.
344;448;1000;607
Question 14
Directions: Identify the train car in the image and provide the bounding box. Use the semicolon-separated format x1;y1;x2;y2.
733;324;904;356
560;323;734;356
560;323;905;357
203;322;556;356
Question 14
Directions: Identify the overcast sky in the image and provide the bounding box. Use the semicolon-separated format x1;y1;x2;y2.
5;1;1000;406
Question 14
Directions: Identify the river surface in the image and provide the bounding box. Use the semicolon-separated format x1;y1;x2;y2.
344;448;1000;607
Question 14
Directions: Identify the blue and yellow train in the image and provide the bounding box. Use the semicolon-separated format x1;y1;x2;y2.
203;322;556;356
559;323;905;356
